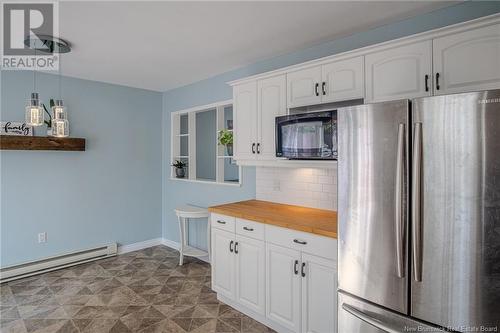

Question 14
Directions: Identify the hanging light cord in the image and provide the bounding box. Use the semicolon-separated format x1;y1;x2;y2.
33;45;37;92
58;54;62;99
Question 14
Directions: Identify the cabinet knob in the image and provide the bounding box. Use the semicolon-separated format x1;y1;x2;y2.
322;82;326;95
217;220;226;224
315;83;319;96
229;240;234;253
243;226;254;232
256;143;260;154
234;242;239;254
301;262;306;277
252;143;256;154
294;260;299;275
424;75;429;92
436;73;440;90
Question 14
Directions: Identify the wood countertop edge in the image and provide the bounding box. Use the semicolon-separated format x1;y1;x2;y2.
208;203;338;239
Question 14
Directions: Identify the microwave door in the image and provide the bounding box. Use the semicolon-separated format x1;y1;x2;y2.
281;121;325;158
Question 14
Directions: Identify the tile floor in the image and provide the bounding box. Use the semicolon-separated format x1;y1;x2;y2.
0;246;276;333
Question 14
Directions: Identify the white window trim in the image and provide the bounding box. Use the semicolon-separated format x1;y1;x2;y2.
170;99;241;187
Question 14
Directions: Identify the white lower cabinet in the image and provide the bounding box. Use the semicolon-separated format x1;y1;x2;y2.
266;243;302;332
211;214;338;333
211;228;236;300
301;253;337;333
235;234;266;315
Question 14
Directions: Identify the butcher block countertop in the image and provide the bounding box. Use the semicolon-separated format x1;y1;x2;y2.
208;200;337;239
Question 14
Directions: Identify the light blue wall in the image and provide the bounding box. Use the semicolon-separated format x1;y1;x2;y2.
162;1;500;247
1;71;163;267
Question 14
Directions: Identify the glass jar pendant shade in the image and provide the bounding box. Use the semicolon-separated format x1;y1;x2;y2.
52;99;67;120
52;119;69;137
25;93;44;126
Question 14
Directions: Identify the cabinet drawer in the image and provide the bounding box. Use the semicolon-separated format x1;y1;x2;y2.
236;218;265;240
265;225;337;261
211;213;235;233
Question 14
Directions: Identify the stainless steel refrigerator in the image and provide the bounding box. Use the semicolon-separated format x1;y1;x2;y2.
337;90;500;332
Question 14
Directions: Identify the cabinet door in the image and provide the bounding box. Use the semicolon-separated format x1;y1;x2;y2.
321;56;364;103
266;243;301;333
365;41;432;102
301;254;337;333
211;228;235;300
433;24;500;95
235;235;266;315
233;82;257;160
257;75;286;160
287;66;322;108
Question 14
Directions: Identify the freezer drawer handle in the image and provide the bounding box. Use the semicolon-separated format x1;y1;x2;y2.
395;123;406;279
411;122;423;282
342;303;400;333
293;239;307;245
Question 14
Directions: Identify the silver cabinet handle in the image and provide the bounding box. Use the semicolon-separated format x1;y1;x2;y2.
342;303;400;333
217;220;226;224
412;122;423;282
243;226;254;231
395;123;406;279
293;239;307;245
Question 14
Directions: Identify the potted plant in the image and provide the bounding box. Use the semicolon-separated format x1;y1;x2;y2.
218;129;233;156
172;160;187;178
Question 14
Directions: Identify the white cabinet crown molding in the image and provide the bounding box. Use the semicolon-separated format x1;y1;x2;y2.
227;13;500;87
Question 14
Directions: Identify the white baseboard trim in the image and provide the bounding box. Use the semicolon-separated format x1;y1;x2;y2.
118;238;210;264
118;238;163;254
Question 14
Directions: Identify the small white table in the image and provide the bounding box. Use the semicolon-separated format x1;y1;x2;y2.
175;205;210;266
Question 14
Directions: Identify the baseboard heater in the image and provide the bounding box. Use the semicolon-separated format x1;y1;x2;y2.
0;243;117;283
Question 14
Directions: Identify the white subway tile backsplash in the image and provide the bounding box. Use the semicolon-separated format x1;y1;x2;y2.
256;166;338;211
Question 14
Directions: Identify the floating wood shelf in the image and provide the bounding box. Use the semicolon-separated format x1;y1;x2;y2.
0;135;86;151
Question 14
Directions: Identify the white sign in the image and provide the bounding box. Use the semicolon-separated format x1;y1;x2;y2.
1;121;33;136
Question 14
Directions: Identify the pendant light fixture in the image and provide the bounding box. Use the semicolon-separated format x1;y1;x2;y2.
51;54;69;137
25;92;44;126
25;44;44;126
23;35;71;135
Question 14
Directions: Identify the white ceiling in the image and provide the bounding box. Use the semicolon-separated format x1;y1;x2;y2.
58;1;458;92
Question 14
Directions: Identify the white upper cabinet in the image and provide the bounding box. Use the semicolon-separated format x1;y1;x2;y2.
287;57;364;108
321;56;364;103
287;66;323;108
234;81;257;160
365;41;432;102
433;23;500;95
257;75;286;160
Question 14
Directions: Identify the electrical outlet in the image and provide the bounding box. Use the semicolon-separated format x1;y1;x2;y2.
38;232;47;243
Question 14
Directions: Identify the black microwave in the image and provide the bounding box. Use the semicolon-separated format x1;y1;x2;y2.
275;111;337;160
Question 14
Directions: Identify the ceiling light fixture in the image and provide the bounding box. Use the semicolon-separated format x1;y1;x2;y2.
24;35;72;136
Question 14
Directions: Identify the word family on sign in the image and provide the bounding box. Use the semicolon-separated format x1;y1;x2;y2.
1;122;33;136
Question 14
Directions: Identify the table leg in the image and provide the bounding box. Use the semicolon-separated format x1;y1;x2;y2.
178;216;184;266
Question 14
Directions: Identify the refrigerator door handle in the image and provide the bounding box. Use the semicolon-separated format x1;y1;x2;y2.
412;122;423;282
342;303;400;333
395;123;405;279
